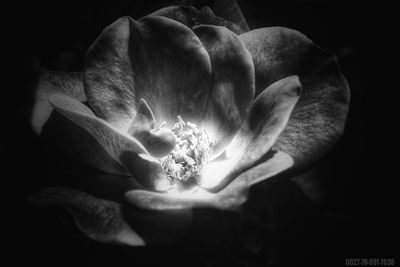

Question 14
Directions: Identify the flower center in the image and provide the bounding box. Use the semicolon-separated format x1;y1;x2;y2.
161;116;213;191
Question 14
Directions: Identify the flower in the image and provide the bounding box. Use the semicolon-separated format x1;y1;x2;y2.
29;4;350;246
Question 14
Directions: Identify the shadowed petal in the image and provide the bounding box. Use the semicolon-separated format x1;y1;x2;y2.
241;27;350;169
84;15;212;130
124;151;292;210
28;187;144;246
31;70;85;135
193;24;254;155
47;94;169;190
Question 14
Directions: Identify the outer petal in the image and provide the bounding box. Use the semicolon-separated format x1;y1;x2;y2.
45;94;169;190
31;70;85;135
28;187;144;246
84;15;212;131
193;24;254;155
240;27;350;169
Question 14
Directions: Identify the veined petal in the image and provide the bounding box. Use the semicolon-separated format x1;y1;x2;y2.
46;94;168;190
193;24;254;155
241;27;350;169
84;15;212;130
31;70;85;135
28;187;144;246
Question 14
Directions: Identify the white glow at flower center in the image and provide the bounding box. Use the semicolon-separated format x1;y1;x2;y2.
161;116;213;190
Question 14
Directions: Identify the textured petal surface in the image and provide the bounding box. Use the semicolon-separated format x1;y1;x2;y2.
84;15;212;130
240;27;350;168
31;70;85;135
124;151;292;210
28;187;144;246
193;24;254;154
46;94;168;190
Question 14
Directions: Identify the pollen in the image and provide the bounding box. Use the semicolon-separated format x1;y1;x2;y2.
161;116;213;189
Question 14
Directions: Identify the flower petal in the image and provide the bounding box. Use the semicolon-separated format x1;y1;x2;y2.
84;15;212;130
46;94;169;190
31;70;85;135
193;24;254;155
124;151;292;211
240;27;350;168
199;76;301;190
28;187;144;246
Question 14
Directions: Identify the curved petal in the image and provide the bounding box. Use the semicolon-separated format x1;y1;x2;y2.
193;24;254;155
31;70;85;135
124;151;292;211
46;94;169;190
199;76;301;191
28;187;144;246
240;27;350;168
84;15;212;130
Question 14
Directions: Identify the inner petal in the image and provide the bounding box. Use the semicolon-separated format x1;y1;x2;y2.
160;116;214;193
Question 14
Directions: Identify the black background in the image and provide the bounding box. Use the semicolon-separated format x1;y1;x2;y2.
2;1;398;266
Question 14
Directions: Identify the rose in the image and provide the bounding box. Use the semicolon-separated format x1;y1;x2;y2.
29;5;350;246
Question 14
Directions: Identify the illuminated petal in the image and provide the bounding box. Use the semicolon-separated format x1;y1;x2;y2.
241;27;350;168
193;24;254;155
200;76;300;190
125;187;216;210
28;187;144;246
84;15;212;130
31;70;85;135
124;151;292;210
46;94;168;190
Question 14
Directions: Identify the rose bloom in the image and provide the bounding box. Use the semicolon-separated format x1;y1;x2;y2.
29;5;349;246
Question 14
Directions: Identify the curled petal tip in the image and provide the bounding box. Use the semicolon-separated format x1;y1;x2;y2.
133;128;176;158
